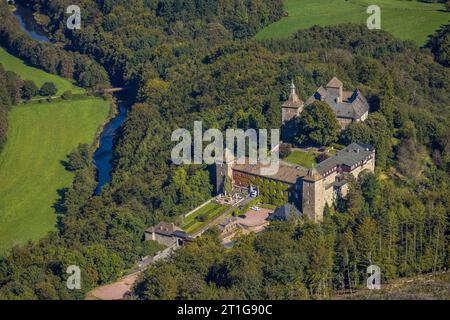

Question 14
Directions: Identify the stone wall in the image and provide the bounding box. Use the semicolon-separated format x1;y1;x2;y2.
301;152;375;222
145;230;178;247
349;155;375;179
338;117;353;129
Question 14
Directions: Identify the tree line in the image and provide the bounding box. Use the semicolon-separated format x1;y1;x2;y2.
0;64;60;150
0;1;110;90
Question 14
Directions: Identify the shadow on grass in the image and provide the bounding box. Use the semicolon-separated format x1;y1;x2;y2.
53;187;68;233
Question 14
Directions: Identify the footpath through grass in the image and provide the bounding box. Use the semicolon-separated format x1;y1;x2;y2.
0;98;110;255
182;202;230;234
0;46;84;95
255;0;449;46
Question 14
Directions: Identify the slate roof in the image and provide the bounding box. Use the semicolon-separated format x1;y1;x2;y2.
232;160;308;185
172;230;193;240
315;143;374;176
145;222;182;236
269;203;302;221
305;78;369;120
327;77;343;88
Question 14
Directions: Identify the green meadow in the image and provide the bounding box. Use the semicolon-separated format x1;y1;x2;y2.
0;98;110;254
255;0;449;46
0;47;84;95
0;47;110;255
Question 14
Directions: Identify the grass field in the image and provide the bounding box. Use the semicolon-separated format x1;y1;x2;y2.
0;98;110;254
255;0;449;45
182;202;230;234
0;47;84;95
284;150;318;168
0;46;110;255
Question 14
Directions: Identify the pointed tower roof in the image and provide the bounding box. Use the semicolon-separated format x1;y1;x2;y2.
326;77;343;88
290;79;296;91
282;80;304;109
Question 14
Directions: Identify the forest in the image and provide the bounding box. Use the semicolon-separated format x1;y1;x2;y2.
0;0;448;299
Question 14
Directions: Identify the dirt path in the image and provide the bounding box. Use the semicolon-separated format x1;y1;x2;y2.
86;272;140;300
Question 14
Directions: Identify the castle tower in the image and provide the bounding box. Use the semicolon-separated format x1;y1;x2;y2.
326;77;343;103
215;148;234;194
301;167;324;222
281;80;304;142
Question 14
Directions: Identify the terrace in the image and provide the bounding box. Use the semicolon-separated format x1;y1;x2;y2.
181;202;231;235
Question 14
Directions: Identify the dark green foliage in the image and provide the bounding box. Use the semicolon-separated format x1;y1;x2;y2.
340;113;392;169
21;80;39;100
39;82;57;96
153;0;284;38
77;64;109;89
296;101;341;146
279;143;292;158
426;24;449;67
0;64;24;151
66;144;91;171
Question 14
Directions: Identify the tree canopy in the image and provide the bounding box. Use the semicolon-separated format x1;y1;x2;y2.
296;101;341;146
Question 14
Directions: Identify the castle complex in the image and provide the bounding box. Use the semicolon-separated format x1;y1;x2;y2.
216;77;375;222
216;143;375;222
282;77;370;141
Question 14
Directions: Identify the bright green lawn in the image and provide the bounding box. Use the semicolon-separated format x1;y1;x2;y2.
255;0;449;45
182;202;230;234
284;150;317;168
0;98;110;254
0;47;84;95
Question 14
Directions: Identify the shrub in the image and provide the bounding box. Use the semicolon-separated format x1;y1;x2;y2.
316;153;330;163
61;90;73;100
21;80;38;100
196;213;209;222
39;82;57;96
279;143;292;158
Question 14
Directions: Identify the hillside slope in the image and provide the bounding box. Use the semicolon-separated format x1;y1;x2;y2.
0;48;110;255
255;0;449;45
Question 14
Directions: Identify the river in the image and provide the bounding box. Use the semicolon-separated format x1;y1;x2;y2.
11;3;128;195
12;4;50;43
93;100;128;195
